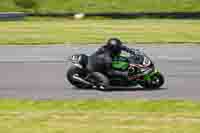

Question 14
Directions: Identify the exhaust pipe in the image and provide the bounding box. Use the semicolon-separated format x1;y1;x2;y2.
72;74;93;86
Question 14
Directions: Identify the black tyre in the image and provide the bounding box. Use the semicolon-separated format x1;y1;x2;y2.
141;73;165;89
151;73;165;89
66;66;91;88
87;72;110;91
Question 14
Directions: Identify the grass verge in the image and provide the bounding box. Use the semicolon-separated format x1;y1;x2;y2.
0;99;200;133
1;0;200;13
0;18;200;45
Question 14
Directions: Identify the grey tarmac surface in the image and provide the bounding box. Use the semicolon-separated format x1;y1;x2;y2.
0;44;200;100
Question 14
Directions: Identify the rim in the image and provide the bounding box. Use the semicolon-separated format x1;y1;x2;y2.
152;76;160;85
151;74;164;88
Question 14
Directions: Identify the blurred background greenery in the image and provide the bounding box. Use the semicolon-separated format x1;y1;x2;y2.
1;0;200;13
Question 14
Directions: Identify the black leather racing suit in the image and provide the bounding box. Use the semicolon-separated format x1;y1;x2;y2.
87;45;136;79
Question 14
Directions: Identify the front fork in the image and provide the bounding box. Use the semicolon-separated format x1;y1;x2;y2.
143;69;160;81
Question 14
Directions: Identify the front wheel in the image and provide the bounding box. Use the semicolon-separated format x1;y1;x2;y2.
141;73;165;89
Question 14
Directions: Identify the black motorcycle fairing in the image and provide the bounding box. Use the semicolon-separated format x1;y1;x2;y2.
70;54;88;68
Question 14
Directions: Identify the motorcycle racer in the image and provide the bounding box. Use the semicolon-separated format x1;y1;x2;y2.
88;38;139;80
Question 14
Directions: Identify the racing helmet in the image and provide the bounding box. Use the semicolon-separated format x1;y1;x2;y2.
106;38;122;55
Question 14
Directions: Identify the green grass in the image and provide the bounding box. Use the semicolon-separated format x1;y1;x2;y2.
1;0;200;13
0;99;200;133
0;18;200;45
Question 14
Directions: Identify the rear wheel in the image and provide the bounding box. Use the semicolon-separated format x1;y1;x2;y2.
66;66;91;88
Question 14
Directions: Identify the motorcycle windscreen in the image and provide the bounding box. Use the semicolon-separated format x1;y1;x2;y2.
112;56;129;71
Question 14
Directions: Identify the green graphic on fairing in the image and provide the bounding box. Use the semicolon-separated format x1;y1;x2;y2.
112;55;129;71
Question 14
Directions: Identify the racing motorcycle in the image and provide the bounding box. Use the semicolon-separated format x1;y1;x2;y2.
66;49;164;90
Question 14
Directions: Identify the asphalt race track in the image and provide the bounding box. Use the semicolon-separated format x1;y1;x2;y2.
0;44;200;100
